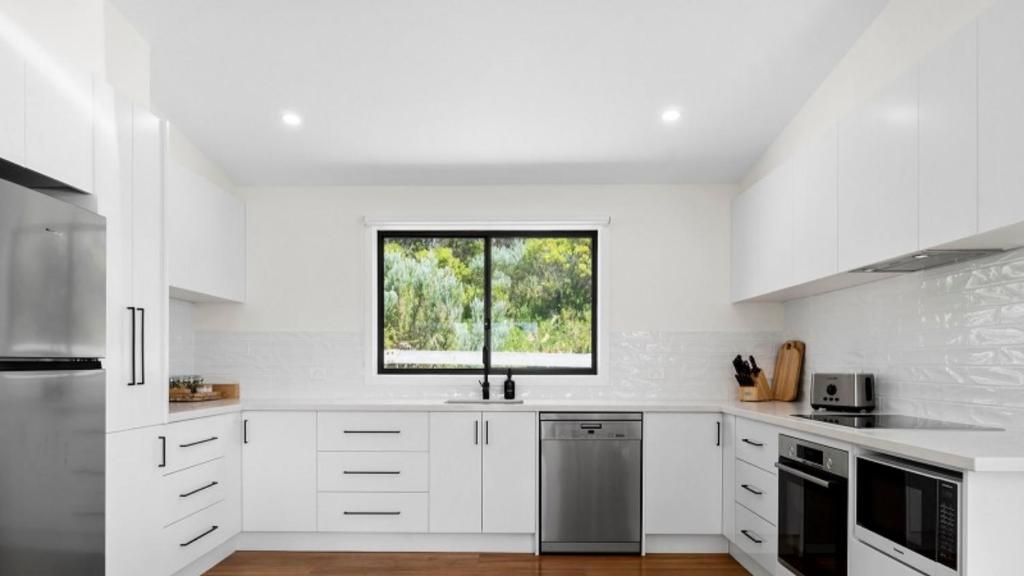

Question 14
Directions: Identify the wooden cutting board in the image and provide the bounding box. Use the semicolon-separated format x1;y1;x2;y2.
772;340;805;402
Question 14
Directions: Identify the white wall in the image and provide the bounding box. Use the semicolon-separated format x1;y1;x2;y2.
743;0;996;188
195;185;780;333
192;185;782;400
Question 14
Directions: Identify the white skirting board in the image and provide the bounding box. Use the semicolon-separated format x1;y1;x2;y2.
237;532;537;553
172;536;237;576
643;535;729;554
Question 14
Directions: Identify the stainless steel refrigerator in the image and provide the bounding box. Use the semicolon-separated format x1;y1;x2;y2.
0;178;106;575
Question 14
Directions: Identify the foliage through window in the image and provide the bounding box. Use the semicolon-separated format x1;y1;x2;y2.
378;231;597;374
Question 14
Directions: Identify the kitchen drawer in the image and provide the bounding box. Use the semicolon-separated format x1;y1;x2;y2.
317;492;428;533
318;452;428;492
734;502;778;575
165;414;232;474
736;418;779;473
164;501;228;574
162;456;227;526
318;412;428;452
851;539;922;576
735;459;777;525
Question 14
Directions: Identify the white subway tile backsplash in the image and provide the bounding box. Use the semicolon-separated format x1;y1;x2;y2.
194;330;780;402
785;247;1024;430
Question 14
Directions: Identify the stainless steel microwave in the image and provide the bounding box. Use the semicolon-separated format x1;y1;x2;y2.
855;453;961;576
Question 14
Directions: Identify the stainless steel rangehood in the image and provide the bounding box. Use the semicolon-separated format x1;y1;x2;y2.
853;249;1004;273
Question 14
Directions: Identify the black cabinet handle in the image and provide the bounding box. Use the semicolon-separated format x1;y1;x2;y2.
343;511;401;516
243;419;248;444
740;529;763;544
474;420;479;445
716;421;721;446
343;470;401;475
138;307;145;385
126;307;136;386
179;436;219;448
485;420;490;445
158;436;166;468
180;481;219;498
741;438;764;447
741;484;764;496
180;525;218;547
343;430;401;434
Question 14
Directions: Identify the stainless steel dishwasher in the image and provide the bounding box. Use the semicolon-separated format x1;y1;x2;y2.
539;412;642;554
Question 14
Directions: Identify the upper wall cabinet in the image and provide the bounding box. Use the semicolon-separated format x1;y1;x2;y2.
0;37;25;165
24;60;94;193
756;159;795;294
979;0;1024;233
731;188;759;302
837;69;919;272
792;124;838;284
166;162;246;303
919;22;979;247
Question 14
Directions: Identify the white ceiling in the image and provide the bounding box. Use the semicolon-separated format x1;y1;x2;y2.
112;0;887;186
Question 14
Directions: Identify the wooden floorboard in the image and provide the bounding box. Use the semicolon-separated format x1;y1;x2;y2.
205;552;751;576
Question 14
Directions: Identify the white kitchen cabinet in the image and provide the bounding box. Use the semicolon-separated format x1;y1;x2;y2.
102;96;167;432
24;61;93;192
792;124;838;284
756;160;795;294
0;37;25;165
242;411;317;532
979;0;1024;233
106;424;169;576
730;188;758;301
166;161;246;303
850;539;921;576
481;412;537;534
919;22;979;247
644;413;723;535
429;412;483;533
837;69;919;271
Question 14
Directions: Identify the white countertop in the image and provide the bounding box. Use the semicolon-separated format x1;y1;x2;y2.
165;397;1024;473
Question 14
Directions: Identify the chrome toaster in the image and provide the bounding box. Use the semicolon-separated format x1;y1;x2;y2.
811;373;875;412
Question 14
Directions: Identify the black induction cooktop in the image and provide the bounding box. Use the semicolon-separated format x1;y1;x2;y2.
793;413;1002;430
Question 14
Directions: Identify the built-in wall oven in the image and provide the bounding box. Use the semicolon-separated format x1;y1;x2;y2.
777;435;849;576
855;453;961;576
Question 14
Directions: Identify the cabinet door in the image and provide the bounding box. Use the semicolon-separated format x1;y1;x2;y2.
838;70;919;271
106;424;169;576
482;412;536;533
242;411;316;532
0;36;25;164
979;0;1024;232
730;189;758;302
793;124;838;284
644;413;723;534
429;412;482;533
24;62;93;192
920;22;978;247
130;106;167;427
757;160;795;294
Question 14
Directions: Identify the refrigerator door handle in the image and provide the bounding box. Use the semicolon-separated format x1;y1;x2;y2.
127;307;137;386
138;307;145;386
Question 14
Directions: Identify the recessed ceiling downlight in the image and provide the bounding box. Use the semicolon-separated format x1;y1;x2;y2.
281;111;303;127
661;108;682;124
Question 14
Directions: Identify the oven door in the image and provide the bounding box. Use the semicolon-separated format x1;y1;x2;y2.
777;457;848;576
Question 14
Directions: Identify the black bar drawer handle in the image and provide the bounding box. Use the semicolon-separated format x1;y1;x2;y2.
343;511;401;516
180;481;219;498
179;436;219;448
740;529;763;544
343;430;401;434
343;471;401;475
741;484;764;496
741;438;765;447
180;525;218;547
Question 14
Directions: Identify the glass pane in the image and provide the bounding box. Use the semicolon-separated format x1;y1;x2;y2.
382;236;485;370
491;235;594;370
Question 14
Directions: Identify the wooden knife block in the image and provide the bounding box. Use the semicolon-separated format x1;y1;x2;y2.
738;371;773;402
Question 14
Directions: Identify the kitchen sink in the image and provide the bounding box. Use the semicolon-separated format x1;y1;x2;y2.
443;398;525;405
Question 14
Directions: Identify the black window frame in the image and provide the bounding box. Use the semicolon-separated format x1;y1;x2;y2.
377;229;598;376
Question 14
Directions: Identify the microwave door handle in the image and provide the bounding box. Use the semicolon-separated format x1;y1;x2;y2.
775;461;832;489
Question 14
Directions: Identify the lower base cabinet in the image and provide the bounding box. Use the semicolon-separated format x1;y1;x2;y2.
242;411;316;532
734;503;778;573
318;493;429;533
850;539;922;576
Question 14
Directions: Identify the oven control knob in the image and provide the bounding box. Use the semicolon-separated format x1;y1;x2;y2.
826;457;833;470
